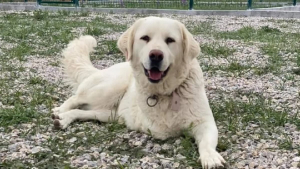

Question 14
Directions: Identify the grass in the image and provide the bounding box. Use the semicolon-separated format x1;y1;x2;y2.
216;26;300;74
193;23;299;75
259;44;283;74
0;11;127;57
200;55;252;76
211;93;300;154
33;10;49;21
190;21;214;35
201;43;236;58
8;42;32;61
101;40;120;55
217;26;285;42
91;40;125;61
278;134;294;151
220;94;298;130
0;75;57;131
226;62;250;73
86;25;106;36
0;105;39;127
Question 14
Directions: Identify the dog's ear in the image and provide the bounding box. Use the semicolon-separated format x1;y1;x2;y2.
117;18;143;61
179;22;201;61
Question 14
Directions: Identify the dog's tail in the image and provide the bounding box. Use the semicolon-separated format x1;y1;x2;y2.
61;35;98;91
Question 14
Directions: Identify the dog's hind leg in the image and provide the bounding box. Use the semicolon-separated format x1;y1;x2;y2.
52;109;116;129
52;95;83;116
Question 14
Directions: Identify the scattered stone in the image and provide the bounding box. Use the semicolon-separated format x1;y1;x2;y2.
31;146;42;154
293;157;300;162
134;141;142;146
68;137;77;143
8;143;20;152
152;144;161;153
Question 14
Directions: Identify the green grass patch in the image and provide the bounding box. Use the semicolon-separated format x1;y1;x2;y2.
0;160;37;169
0;11;127;59
5;42;32;61
101;40;120;55
92;40;124;61
256;44;283;74
212;94;300;134
201;43;236;58
57;9;71;17
33;10;49;21
201;61;250;76
79;11;90;17
278;134;294;151
217;26;287;42
91;16;127;32
208;93;300;156
86;25;106;36
217;26;300;74
28;76;46;85
226;62;249;73
190;22;214;35
0;73;57;129
0;105;39;127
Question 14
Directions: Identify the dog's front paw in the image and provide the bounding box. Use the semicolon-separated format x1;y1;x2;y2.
199;148;226;169
52;107;62;115
52;114;73;130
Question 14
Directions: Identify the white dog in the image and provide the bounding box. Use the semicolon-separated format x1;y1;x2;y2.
51;16;226;169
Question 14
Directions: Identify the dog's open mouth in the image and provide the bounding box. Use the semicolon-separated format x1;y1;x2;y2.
144;66;170;83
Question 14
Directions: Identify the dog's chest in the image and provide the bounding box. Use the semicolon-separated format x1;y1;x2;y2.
138;95;188;138
118;82;195;139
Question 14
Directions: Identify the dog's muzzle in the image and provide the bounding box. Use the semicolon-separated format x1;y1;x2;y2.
143;49;170;83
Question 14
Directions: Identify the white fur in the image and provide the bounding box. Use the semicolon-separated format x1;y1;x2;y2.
52;17;226;169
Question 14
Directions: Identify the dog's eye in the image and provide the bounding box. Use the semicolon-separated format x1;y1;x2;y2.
141;35;150;42
165;37;175;44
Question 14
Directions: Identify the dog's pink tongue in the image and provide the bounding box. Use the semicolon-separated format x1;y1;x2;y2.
148;70;163;80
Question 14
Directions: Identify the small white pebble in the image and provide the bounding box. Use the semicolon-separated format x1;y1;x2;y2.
68;137;77;143
293;157;300;162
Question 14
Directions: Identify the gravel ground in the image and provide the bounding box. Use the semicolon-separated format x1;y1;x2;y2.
0;11;299;169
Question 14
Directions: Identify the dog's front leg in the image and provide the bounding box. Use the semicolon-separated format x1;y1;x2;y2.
192;121;226;169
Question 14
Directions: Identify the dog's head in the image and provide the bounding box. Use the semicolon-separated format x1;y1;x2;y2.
118;17;200;94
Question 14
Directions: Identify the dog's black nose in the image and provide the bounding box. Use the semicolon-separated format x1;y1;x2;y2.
149;50;164;63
